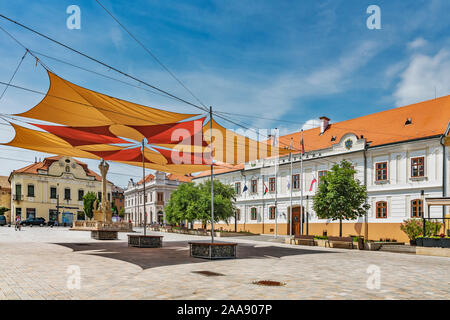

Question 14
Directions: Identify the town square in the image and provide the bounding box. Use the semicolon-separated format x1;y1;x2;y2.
0;0;449;306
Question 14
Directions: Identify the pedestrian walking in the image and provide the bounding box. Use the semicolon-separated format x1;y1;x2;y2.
15;216;21;231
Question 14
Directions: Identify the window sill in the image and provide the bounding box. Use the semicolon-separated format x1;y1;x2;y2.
374;180;389;185
410;176;427;181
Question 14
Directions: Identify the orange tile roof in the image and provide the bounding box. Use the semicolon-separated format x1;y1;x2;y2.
194;96;450;178
167;173;193;182
137;174;155;185
10;156;103;182
279;95;450;153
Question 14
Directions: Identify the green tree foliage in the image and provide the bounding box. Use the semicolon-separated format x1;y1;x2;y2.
165;180;236;227
0;207;9;216
83;191;97;220
119;207;125;218
313;160;370;236
111;202;118;215
401;219;443;239
400;219;423;240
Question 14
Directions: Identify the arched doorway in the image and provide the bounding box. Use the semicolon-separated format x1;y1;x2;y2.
291;206;305;237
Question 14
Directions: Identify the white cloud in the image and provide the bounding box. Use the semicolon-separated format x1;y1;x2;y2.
407;37;428;50
301;119;321;130
394;49;450;106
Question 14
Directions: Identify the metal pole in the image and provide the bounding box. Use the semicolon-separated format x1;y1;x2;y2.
210;106;215;243
142;139;147;236
289;137;293;237
274;129;278;238
300;129;304;235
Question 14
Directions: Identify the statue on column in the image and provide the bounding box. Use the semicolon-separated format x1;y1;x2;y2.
97;159;112;223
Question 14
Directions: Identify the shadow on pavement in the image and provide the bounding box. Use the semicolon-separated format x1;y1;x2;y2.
53;239;333;270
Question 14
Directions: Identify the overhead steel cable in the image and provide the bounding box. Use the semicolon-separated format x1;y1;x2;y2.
0;49;28;101
0;14;209;113
95;0;209;111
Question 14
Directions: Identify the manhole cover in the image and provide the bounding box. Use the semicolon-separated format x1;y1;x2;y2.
253;280;286;287
192;271;225;277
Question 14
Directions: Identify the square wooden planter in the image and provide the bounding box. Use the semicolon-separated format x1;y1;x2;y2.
128;235;163;248
91;230;118;240
188;242;237;259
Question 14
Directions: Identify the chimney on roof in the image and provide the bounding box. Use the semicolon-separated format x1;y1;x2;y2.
319;117;330;135
34;156;37;163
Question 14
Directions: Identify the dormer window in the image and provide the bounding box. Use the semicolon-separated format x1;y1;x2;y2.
405;118;412;125
331;136;337;142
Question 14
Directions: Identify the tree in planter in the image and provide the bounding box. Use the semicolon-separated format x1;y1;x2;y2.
165;182;200;226
83;191;97;220
313;160;370;237
165;180;236;229
400;219;422;242
119;207;125;219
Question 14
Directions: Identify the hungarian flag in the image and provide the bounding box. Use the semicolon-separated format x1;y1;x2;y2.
264;184;269;195
309;175;317;191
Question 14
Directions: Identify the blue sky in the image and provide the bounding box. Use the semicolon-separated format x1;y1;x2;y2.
0;0;449;187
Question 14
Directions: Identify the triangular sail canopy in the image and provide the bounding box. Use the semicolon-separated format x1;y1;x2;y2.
3;71;290;174
16;71;198;127
202;119;291;165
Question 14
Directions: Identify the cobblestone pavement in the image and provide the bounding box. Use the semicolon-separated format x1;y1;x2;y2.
0;226;448;300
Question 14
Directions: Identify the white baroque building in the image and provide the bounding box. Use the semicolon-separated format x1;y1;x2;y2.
193;96;450;242
124;171;191;226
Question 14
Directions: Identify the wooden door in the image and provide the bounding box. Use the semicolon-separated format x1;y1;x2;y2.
291;207;305;237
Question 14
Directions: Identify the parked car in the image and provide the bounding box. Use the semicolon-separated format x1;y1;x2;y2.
20;217;46;226
0;215;6;226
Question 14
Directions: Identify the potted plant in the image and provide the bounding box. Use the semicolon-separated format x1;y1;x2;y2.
400;219;422;245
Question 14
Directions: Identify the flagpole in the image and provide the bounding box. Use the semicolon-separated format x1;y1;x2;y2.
142;139;147;236
289;137;293;237
300;129;304;236
209;106;215;243
274;128;278;239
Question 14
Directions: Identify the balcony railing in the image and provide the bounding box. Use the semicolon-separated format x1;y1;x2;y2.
13;194;23;201
156;200;164;206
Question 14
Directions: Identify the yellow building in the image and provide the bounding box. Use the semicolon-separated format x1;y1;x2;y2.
0;176;12;223
9;156;112;225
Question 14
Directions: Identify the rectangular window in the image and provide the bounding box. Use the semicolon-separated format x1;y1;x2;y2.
251;207;257;220
376;201;387;219
27;184;35;197
411;199;423;218
375;162;388;181
50;187;57;199
236;209;240;221
251;179;258;193
64;188;71;200
157;192;164;202
97;192;102;202
107;193;111;201
235;182;241;195
318;170;328;184
269;177;276;192
26;208;36;219
78;189;84;201
15;184;22;198
292;174;300;189
269;206;276;219
411;157;424;177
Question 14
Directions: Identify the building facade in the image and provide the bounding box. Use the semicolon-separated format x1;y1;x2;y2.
0;176;11;223
9;156;112;224
111;185;124;216
193;96;450;242
124;171;191;226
